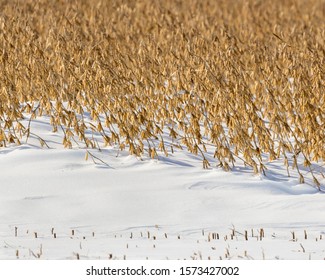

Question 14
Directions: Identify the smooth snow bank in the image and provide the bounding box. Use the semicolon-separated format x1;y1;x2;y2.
0;116;324;259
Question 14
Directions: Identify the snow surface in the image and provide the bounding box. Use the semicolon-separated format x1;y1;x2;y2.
0;115;324;260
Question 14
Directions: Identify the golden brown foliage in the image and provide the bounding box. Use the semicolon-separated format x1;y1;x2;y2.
0;0;324;184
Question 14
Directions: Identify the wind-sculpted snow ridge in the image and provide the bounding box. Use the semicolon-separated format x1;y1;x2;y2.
0;120;325;259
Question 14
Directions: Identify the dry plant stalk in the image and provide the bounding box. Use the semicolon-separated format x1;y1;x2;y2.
0;0;324;187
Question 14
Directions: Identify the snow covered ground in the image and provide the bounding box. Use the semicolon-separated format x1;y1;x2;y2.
0;115;324;260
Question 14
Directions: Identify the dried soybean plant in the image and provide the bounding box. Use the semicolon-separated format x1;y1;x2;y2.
0;0;324;188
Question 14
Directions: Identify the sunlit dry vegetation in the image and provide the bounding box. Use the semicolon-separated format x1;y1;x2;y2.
0;0;324;186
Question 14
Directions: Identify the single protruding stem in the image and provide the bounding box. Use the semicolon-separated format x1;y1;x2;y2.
300;243;305;253
260;228;264;240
